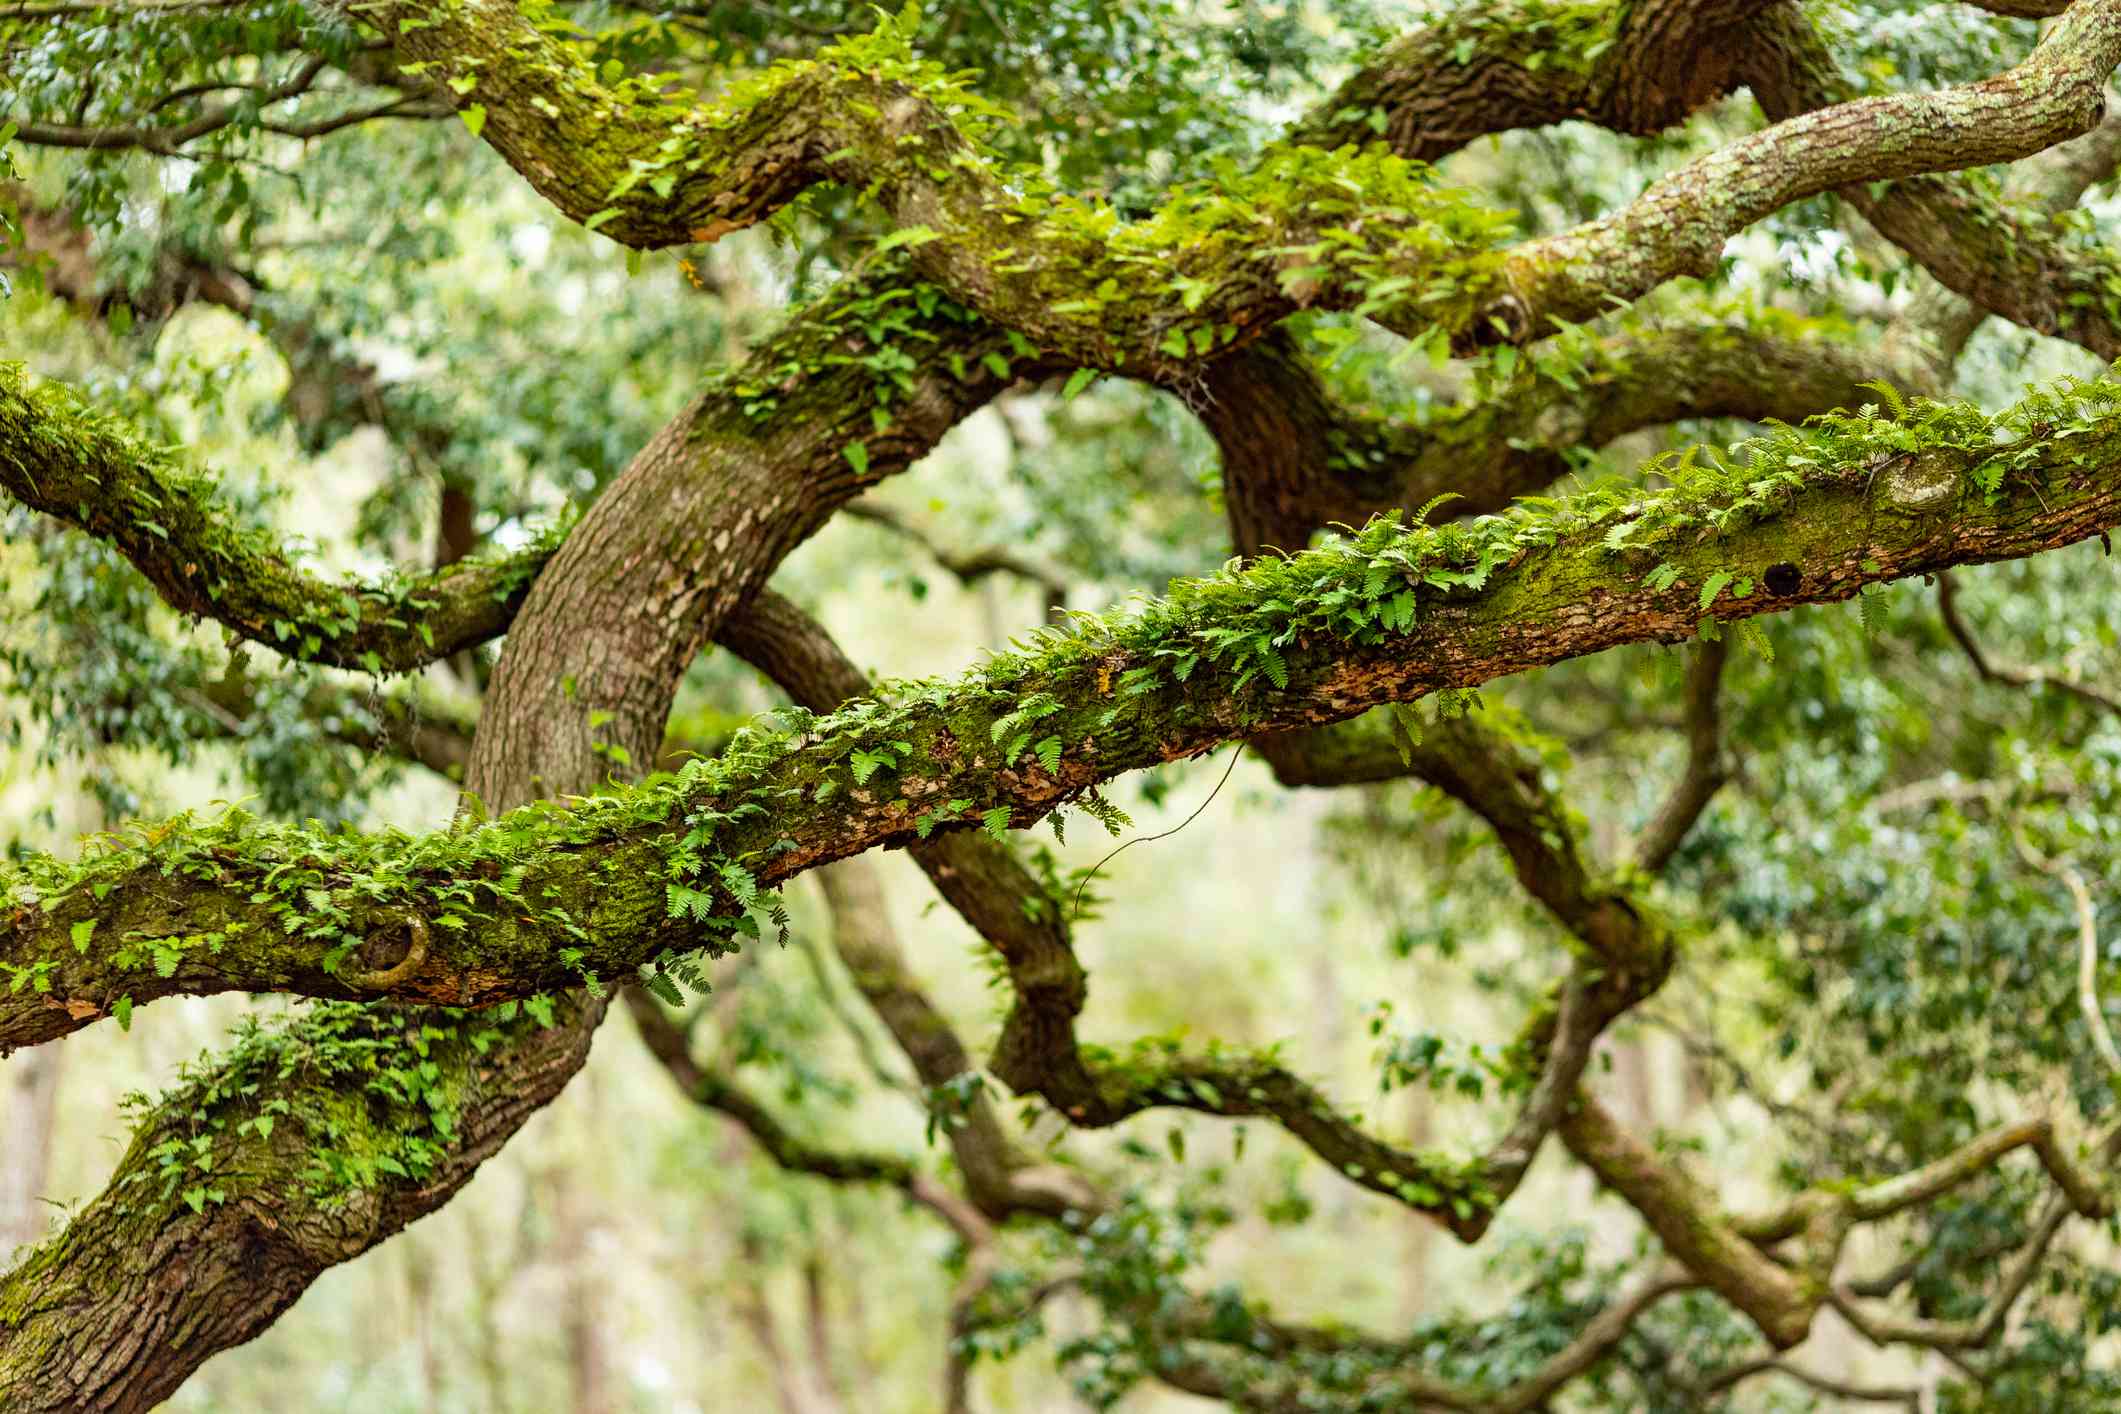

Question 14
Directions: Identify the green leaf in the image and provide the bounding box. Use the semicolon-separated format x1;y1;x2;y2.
113;994;132;1031
70;918;97;953
1061;368;1097;401
875;225;940;252
1698;570;1734;612
843;441;870;476
981;807;1012;839
459;104;487;138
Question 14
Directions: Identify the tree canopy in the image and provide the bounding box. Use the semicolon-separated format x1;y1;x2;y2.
5;0;2121;1408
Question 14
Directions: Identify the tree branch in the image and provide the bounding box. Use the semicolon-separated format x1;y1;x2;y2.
0;367;549;673
1938;570;2121;715
1743;4;2121;358
353;0;2121;363
8;373;2121;1048
623;988;922;1188
1634;636;1731;872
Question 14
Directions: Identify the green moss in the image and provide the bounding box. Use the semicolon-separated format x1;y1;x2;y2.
0;363;563;673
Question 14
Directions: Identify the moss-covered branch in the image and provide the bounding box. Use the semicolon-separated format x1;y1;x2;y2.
8;374;2119;1044
727;591;1572;1236
0;365;552;673
1490;0;2121;340
1209;319;1934;557
1287;0;1780;159
0;992;604;1413
361;0;2121;366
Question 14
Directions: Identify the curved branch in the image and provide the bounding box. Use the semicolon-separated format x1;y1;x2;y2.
1744;5;2121;358
5;55;333;152
359;0;2121;362
1288;0;1783;159
1700;1357;1921;1407
624;988;921;1188
1149;1268;1696;1414
0;367;550;673
8;374;2121;1048
1560;1090;1821;1349
1938;570;2121;715
1492;0;2121;341
1210;322;1931;557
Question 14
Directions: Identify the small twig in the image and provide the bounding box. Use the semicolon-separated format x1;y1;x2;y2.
2014;830;2121;1078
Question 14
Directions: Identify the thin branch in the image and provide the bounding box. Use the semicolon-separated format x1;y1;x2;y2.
1700;1356;1920;1408
1939;572;2121;716
1818;1123;2118;1355
9;55;331;153
841;499;1069;612
624;988;921;1189
1635;637;1732;872
0;0;248;17
2012;831;2121;1078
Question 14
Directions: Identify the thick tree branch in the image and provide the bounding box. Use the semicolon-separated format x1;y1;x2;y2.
355;0;2121;364
1888;106;2121;371
1209;323;1932;557
1560;1090;1823;1349
1744;4;2121;358
1492;0;2121;341
0;367;548;673
0;991;606;1414
720;593;1500;1230
1287;0;1783;159
8;376;2121;1047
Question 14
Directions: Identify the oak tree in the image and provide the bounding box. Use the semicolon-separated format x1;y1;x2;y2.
6;0;2121;1407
